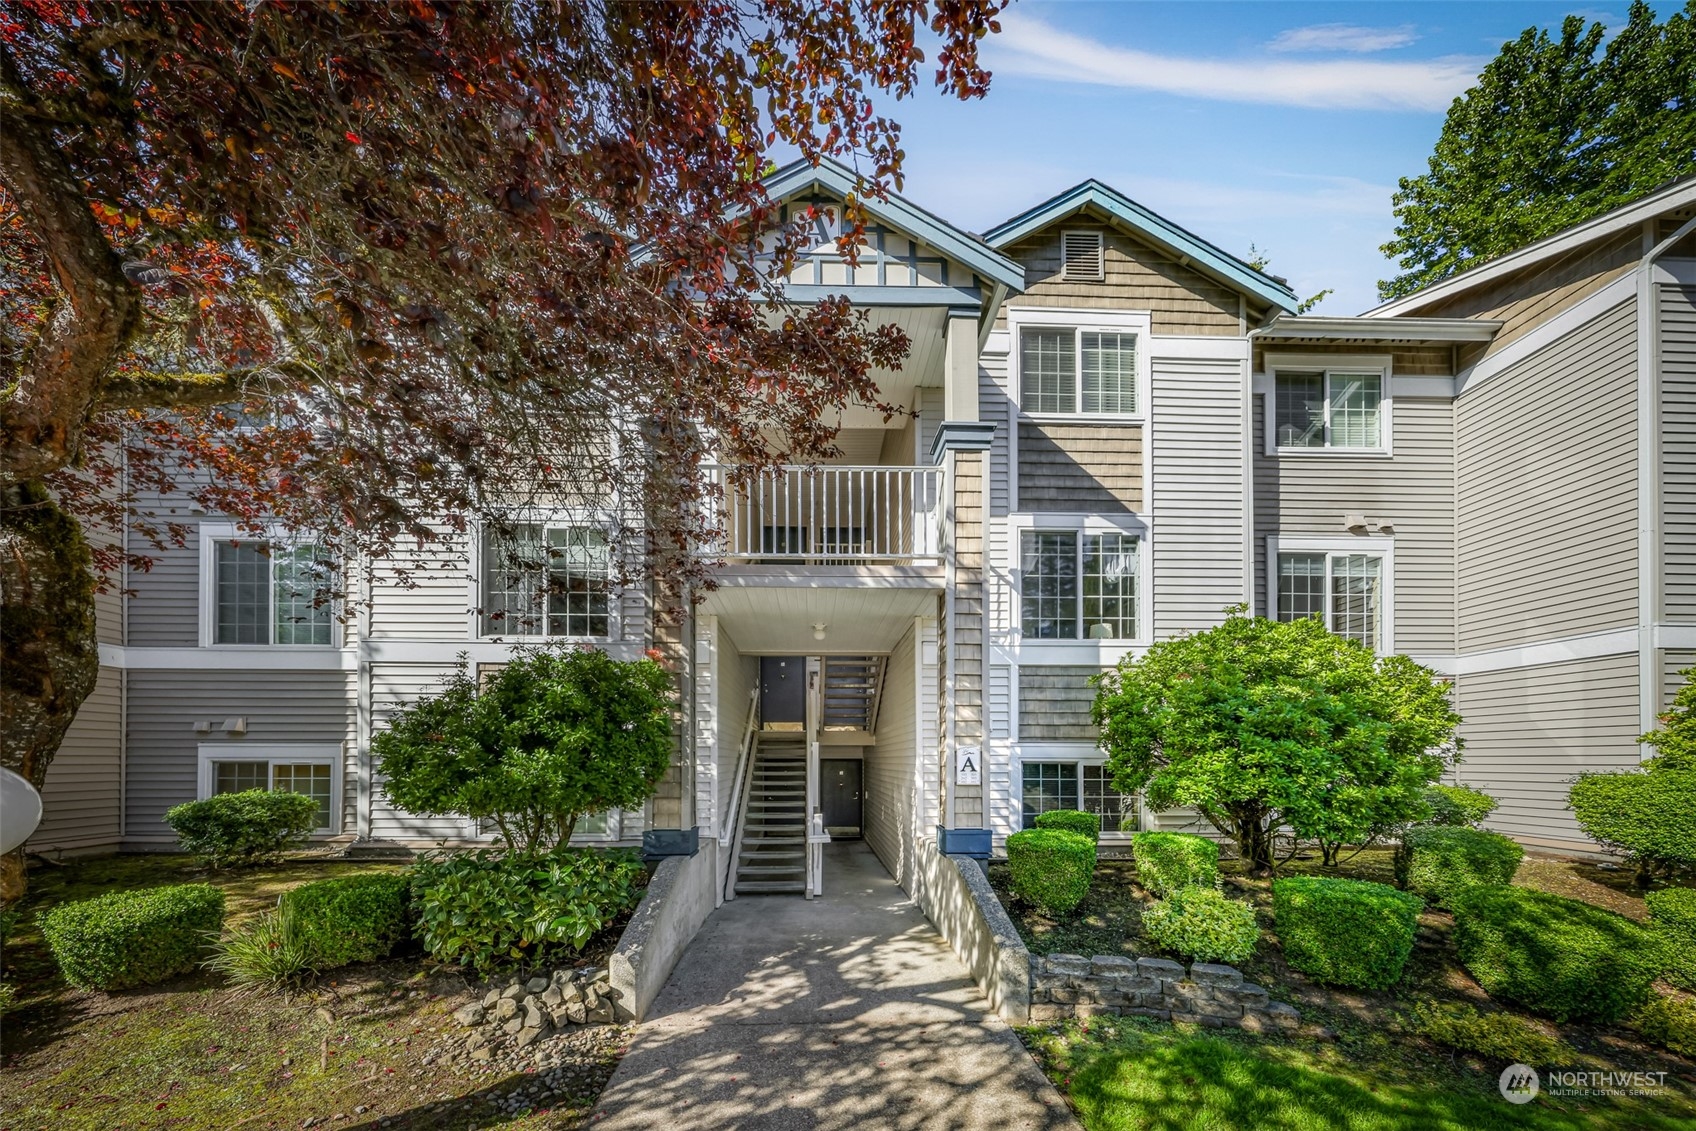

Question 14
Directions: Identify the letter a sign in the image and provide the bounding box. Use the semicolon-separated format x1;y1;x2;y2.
956;745;982;786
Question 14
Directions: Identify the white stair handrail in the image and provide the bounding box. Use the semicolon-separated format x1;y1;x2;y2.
721;686;761;902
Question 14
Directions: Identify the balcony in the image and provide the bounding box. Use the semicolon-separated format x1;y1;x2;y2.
703;464;942;565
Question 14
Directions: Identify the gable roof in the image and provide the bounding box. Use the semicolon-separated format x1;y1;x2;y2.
981;180;1300;314
761;157;1025;294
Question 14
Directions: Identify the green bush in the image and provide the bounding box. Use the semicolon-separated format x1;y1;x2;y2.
39;884;226;991
1568;766;1696;883
1423;784;1499;828
1006;828;1096;917
164;790;320;868
1408;1000;1567;1066
410;848;644;974
1645;887;1696;991
1394;826;1524;909
1141;885;1259;965
1273;876;1423;990
1632;994;1696;1058
281;873;410;969
1450;885;1662;1023
1129;832;1219;898
205;902;316;992
1034;809;1101;843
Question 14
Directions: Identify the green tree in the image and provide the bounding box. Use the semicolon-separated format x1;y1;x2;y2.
1093;612;1461;874
373;648;672;853
1642;667;1696;770
1379;1;1696;300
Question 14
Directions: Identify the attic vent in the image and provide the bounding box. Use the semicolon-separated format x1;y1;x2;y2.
1061;229;1104;281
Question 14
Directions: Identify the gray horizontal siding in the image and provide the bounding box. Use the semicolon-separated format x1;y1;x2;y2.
1017;422;1143;514
1153;357;1247;637
1663;651;1694;717
1663;285;1696;619
367;663;475;841
125;521;201;647
367;529;473;641
1453;652;1642;848
1456;299;1638;650
30;665;123;854
1017;664;1102;742
981;357;1012;518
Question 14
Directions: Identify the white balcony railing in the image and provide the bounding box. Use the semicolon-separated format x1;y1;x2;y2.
703;464;942;564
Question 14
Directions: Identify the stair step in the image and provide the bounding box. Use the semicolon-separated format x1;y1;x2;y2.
735;881;805;893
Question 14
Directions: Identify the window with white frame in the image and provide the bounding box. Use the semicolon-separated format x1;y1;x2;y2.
1019;327;1139;416
201;746;338;833
1020;761;1135;833
479;523;610;638
1276;549;1386;651
1020;530;1142;640
1273;369;1385;450
202;532;334;646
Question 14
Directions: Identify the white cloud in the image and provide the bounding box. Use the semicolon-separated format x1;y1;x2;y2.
989;13;1480;112
1268;23;1419;54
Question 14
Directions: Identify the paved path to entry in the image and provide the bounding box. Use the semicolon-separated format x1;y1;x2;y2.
593;841;1080;1130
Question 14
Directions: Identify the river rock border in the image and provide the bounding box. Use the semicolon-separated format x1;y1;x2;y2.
1029;953;1300;1032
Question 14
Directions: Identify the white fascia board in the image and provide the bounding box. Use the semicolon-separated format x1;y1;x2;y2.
1255;315;1502;342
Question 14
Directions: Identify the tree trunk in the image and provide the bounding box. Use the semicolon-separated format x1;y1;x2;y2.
0;482;100;902
1231;807;1276;876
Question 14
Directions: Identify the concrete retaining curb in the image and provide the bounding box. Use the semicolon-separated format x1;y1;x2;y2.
608;840;719;1022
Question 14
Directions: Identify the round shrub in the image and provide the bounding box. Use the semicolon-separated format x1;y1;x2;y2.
1129;831;1219;898
1633;994;1696;1058
1034;809;1101;843
1644;887;1696;991
1006;828;1096;917
1568;766;1696;881
1450;885;1662;1023
164;790;320;868
1422;783;1499;828
39;884;226;991
1273;876;1423;990
1408;1000;1567;1067
1394;826;1524;909
281;873;411;969
1141;885;1259;965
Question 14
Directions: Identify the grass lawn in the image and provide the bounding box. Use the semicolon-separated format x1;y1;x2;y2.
991;847;1696;1131
0;853;633;1131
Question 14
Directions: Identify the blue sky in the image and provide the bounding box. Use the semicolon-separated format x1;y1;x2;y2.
877;1;1661;314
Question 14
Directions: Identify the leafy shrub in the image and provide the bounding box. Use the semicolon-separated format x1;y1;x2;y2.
281;873;410;969
1273;876;1423;990
1034;809;1101;843
1129;832;1219;898
1645;887;1696;991
1632;994;1696;1058
1394;826;1524;909
1423;784;1499;828
1408;1000;1567;1066
39;884;225;991
1141;885;1259;965
205;901;315;992
164;790;319;868
1640;666;1696;771
1450;885;1662;1023
1006;829;1096;917
1568;766;1696;884
410;848;644;974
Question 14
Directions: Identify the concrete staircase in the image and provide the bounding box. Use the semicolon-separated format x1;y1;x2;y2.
733;735;809;894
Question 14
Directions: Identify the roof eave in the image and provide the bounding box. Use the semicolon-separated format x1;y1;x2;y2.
1254;315;1504;344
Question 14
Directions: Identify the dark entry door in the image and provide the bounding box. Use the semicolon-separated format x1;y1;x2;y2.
760;657;806;726
821;759;862;837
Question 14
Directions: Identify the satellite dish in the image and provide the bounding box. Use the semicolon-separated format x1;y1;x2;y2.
0;767;44;855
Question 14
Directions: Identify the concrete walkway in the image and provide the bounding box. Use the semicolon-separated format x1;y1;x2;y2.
592;841;1080;1130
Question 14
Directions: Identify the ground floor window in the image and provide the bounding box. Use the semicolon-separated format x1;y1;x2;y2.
200;745;339;833
1021;760;1136;833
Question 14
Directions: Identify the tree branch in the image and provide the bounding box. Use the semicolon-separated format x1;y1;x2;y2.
93;361;312;413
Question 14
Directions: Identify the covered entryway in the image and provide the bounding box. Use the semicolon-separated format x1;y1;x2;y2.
820;758;862;838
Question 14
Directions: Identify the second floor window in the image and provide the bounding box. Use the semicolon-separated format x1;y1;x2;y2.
1020;328;1138;416
1277;551;1383;651
1275;370;1384;450
212;541;333;645
479;524;610;638
1021;530;1141;640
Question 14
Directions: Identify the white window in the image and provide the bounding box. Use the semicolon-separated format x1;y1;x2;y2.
478;522;611;638
1268;536;1394;653
199;526;334;647
197;744;340;834
1020;760;1137;834
1019;327;1139;416
1263;355;1392;455
1020;530;1142;640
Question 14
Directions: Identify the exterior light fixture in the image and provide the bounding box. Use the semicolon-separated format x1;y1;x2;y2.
812;623;828;641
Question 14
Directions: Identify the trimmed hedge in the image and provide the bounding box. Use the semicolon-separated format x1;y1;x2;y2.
1408;1001;1567;1067
39;884;226;991
164;790;320;868
1423;783;1498;828
1450;885;1662;1023
1394;826;1524;909
281;873;411;969
1129;832;1219;898
1568;767;1696;878
1141;885;1259;965
1634;994;1696;1059
1006;828;1096;916
1034;809;1101;843
1644;887;1696;991
1273;876;1423;990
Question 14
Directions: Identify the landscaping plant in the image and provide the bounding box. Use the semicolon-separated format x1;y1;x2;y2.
39;883;226;991
1272;875;1423;990
1394;825;1524;909
410;848;644;974
1421;783;1499;828
1006;828;1096;917
1568;764;1696;885
1407;1000;1568;1067
1140;885;1259;965
1645;887;1696;991
1450;885;1662;1024
204;900;316;993
1642;668;1696;770
376;648;672;852
1034;809;1101;843
1129;831;1220;898
1095;611;1460;874
1632;993;1696;1059
163;789;320;868
280;873;411;969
